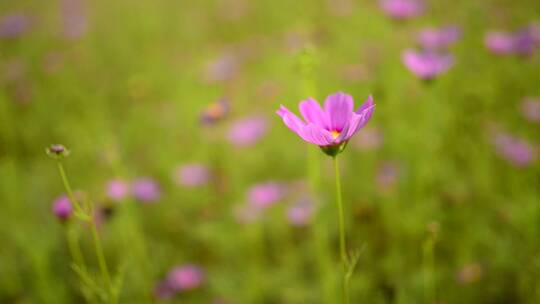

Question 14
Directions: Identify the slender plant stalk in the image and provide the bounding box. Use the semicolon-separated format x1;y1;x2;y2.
90;218;115;303
66;224;86;270
423;235;435;303
56;160;116;303
333;156;350;304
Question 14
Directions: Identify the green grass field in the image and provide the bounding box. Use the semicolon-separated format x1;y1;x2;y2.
1;0;540;303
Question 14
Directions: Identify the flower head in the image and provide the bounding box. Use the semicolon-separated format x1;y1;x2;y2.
484;31;515;55
132;178;161;202
277;92;374;156
493;133;536;167
106;179;129;202
52;195;73;221
417;26;461;51
521;97;540;123
248;182;286;209
379;0;424;20
402;49;453;80
174;163;211;187
0;13;30;38
46;144;70;159
166;265;205;291
227;116;268;147
287;196;314;227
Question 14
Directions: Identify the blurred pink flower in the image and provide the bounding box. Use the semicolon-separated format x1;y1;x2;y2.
0;13;30;38
287;196;314;227
484;31;515;55
248;182;286;209
106;179;129;202
521;97;540;123
417;26;461;51
227;116;268;147
352;127;383;151
376;162;400;192
493;133;536;167
167;265;205;291
174;163;211;187
204;54;239;83
132;178;161;202
402;49;453;80
52;195;73;221
379;0;424;20
485;29;538;56
61;0;88;39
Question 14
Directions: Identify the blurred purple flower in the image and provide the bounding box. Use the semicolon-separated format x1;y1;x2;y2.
200;98;230;125
376;162;400;192
512;29;537;56
227;116;268;147
174;163;211;187
61;0;88;39
0;13;30;38
52;195;73;221
493;133;536;167
167;265;205;292
204;54;239;83
417;26;461;51
484;31;515;55
277;92;374;156
529;22;540;45
154;280;175;300
132;178;161;202
521;97;540;123
402;49;453;80
106;179;129;202
248;182;286;209
379;0;424;20
287;196;314;227
352;127;383;151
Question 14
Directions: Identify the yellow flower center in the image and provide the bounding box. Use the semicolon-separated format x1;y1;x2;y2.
331;130;341;139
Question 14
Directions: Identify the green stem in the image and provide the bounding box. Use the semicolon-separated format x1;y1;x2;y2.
66;224;86;271
333;156;349;304
56;161;85;215
90;218;115;303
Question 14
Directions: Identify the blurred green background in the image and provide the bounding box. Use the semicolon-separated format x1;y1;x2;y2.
1;0;539;303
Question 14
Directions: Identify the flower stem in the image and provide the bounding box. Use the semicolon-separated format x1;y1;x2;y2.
65;224;86;270
57;161;83;213
90;217;115;303
333;156;349;304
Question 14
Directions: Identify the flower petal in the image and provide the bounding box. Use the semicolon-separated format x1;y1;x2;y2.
324;92;353;132
277;105;306;135
299;98;328;129
341;98;375;140
300;124;334;146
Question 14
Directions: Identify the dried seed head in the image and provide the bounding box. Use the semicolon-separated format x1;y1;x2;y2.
46;144;70;159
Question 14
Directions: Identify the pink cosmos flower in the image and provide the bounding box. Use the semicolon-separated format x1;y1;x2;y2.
484;31;515;55
106;179;129;202
287;196;314;227
417;26;461;51
493;133;536;167
379;0;424;20
227;116;268;147
276;92;374;156
166;265;205;291
61;0;88;39
402;49;453;80
521;97;540;123
132;178;161;202
52;195;73;221
0;13;30;38
174;163;211;187
247;182;286;209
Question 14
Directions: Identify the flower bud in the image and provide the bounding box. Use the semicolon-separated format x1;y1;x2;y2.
46;144;70;159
